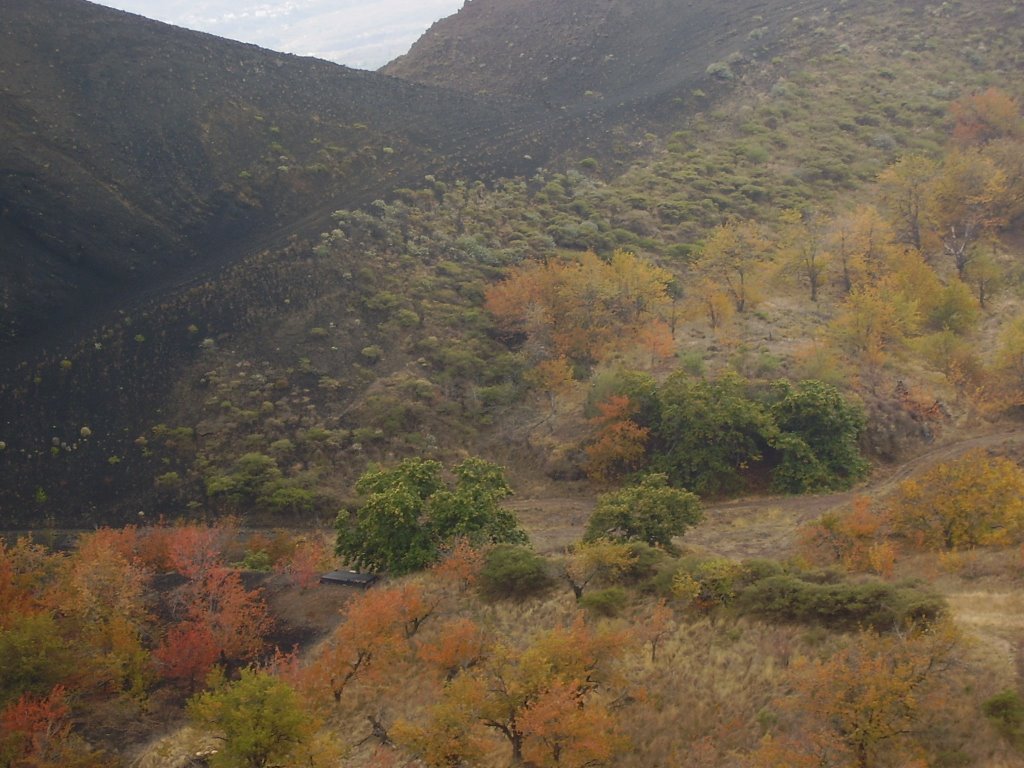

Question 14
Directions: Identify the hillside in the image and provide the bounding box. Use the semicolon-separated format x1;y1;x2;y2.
2;0;1023;526
0;0;541;350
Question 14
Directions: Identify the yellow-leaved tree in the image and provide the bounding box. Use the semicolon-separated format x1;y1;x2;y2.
485;250;672;370
695;219;772;313
926;148;1008;279
890;449;1024;550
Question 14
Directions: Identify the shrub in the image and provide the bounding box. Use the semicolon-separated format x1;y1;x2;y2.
706;61;734;80
579;587;629;617
584;474;702;550
735;574;944;630
240;550;273;572
478;545;553;601
655;372;775;494
619;542;668;583
983;690;1024;746
336;458;526;574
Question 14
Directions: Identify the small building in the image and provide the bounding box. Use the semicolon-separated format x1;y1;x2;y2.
319;569;379;589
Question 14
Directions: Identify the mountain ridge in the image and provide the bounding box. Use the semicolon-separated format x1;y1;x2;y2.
0;0;545;351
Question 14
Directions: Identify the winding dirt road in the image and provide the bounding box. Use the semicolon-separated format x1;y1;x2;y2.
511;423;1024;559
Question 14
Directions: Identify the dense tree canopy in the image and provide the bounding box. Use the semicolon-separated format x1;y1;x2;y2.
187;670;313;768
769;380;869;492
655;372;776;495
336;457;527;573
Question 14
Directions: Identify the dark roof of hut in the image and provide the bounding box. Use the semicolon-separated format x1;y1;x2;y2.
320;569;379;587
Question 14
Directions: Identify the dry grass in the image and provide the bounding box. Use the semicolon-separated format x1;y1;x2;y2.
130;727;218;768
615;616;803;767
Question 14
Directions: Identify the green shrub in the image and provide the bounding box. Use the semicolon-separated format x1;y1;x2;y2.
735;574;944;630
579;587;629;617
155;471;181;489
360;345;383;362
478;545;553;601
619;542;668;583
584;474;702;550
706;61;734;80
654;372;776;495
983;690;1024;747
240;550;274;572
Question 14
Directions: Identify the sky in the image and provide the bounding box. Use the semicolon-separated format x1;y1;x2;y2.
95;0;466;70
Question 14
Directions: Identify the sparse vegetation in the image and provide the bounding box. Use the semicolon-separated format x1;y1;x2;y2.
4;0;1024;764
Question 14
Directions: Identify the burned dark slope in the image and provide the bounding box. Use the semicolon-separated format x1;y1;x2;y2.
0;0;538;351
385;0;828;115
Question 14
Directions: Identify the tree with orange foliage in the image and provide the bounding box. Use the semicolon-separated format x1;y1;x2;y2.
583;395;651;483
57;533;155;696
779;209;830;302
0;686;69;765
799;496;893;575
0;538;56;629
780;623;957;768
156;566;272;686
927;148;1008;279
519;680;624;768
392;675;489;768
187;567;273;661
641;599;675;663
312;584;435;704
430;538;485;593
995;312;1024;403
276;537;334;591
473;615;632;764
416;618;489;682
636;320;675;368
830;274;920;390
163;521;236;579
984;136;1024;224
410;615;632;766
524;356;576;412
692;278;736;330
878;157;938;252
485;250;672;369
153;623;220;691
949;87;1023;147
742;732;846;768
0;685;108;768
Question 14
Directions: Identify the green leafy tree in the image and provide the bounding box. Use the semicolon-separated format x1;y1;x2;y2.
770;380;869;493
426;457;525;547
584;474;702;550
336;458;526;574
187;669;312;768
0;615;73;708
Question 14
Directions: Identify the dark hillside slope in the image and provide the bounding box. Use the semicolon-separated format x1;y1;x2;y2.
0;0;537;349
384;0;825;114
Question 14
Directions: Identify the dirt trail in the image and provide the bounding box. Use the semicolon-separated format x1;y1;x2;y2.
513;424;1024;694
513;424;1024;558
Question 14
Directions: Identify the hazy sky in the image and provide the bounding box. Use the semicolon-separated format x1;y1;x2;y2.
96;0;466;70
